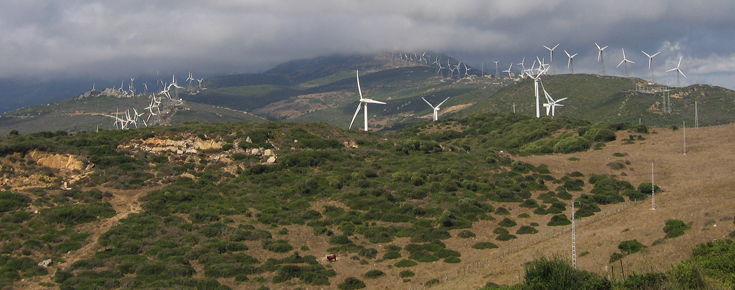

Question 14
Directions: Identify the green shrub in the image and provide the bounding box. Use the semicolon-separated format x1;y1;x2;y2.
262;239;293;253
496;234;517;241
472;242;498;250
41;203;115;224
495;207;510;215
426;278;440;286
363;269;385;279
663;219;690;239
394;259;418;268
457;230;476;238
618;240;647;254
516;226;538;235
444;257;461;263
338;277;366;290
382;251;401;260
498;218;517;228
493;227;509;235
547;214;571;226
0;192;30;212
638;183;661;194
525;256;611;289
329;235;351;245
622;272;667;290
399;270;415;278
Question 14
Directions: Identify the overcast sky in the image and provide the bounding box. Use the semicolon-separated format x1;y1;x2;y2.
2;0;735;89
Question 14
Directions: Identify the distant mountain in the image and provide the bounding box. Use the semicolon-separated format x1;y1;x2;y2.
1;52;733;134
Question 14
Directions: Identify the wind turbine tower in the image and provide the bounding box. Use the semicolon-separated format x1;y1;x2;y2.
543;44;559;74
349;70;386;131
642;50;661;82
596;42;608;76
493;61;499;78
565;50;578;74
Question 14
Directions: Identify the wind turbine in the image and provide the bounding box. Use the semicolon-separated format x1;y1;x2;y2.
642;50;661;82
541;81;567;116
666;56;686;87
517;58;526;78
197;78;204;89
503;63;513;78
493;61;499;78
543;44;559;74
434;58;444;78
422;97;450;121
617;48;635;77
463;63;471;78
186;72;194;85
595;42;608;76
564;50;578;74
349;70;386;131
527;65;549;118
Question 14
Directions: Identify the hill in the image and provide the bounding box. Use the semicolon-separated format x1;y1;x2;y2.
3;53;734;135
0;113;733;289
0;91;264;134
457;74;735;128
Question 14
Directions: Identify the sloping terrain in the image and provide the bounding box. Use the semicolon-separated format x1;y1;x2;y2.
0;114;732;289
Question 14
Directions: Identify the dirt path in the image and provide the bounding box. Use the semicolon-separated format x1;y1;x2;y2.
19;186;156;289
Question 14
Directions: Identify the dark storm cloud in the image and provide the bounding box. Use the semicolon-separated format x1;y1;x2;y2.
1;0;734;88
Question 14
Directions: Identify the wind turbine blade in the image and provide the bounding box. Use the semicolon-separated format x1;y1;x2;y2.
602;46;608;50
363;99;386;105
642;51;651;58
564;50;570;57
543;45;551;50
356;70;363;100
556;97;568;102
677;57;682;68
437;97;450;107
571;53;578;58
652;51;661;57
666;68;677;72
421;97;435;108
679;69;687;78
617;59;625;68
349;103;362;129
552;44;559;50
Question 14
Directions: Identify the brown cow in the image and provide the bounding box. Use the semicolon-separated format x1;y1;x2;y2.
326;254;337;262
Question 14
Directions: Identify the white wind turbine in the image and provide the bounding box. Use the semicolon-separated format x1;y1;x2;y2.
503;63;513;78
666;56;686;87
642;50;661;82
527;65;549;118
197;78;204;89
463;63;471;78
186;72;194;85
493;61;499;78
617;48;635;77
564;50;578;74
543;44;559;74
434;58;444;78
517;58;527;78
541;80;567;116
349;70;386;131
447;59;456;79
595;42;609;75
422;97;450;121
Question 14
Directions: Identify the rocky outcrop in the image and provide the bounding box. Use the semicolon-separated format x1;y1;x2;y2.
28;150;84;171
124;137;224;154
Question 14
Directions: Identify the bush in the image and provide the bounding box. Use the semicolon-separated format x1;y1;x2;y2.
516;226;538;235
363;269;385;279
0;192;30;212
663;219;690;239
547;214;571;226
498;218;517;228
495;207;510;215
525;256;611;290
472;242;499;250
457;230;476;238
338;277;366;290
394;259;418;268
492;227;509;235
382;251;401;260
623;272;667;289
262;239;294;253
618;240;646;255
399;270;415;278
637;183;661;194
444;256;461;263
496;234;517;241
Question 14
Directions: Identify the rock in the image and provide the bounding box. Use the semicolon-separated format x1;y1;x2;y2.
266;156;277;164
245;137;252;143
38;259;52;268
263;149;273;156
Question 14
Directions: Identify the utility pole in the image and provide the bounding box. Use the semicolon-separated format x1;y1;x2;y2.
683;121;687;155
695;101;699;128
651;163;656;210
572;201;579;269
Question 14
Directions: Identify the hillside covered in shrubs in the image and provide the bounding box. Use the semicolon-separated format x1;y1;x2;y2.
0;113;721;289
